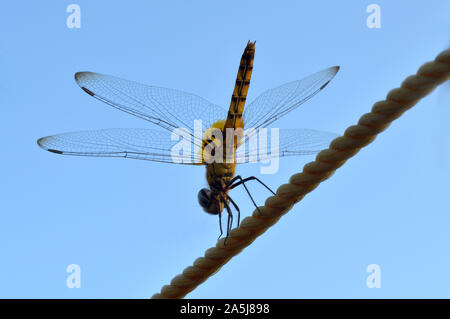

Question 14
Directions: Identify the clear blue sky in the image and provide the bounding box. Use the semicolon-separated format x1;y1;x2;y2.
1;1;449;298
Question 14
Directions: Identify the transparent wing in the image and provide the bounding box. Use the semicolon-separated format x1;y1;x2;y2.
243;66;339;130
37;128;204;165
235;128;338;163
74;72;228;147
43;69;339;165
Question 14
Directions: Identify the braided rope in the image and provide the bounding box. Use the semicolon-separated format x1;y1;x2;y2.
152;49;450;299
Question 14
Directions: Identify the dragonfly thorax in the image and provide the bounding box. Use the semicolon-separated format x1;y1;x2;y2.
200;119;244;165
197;162;236;215
206;162;235;190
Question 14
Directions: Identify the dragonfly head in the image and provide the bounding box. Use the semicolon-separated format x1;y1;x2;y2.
198;188;221;215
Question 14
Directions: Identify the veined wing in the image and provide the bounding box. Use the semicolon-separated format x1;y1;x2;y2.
37;128;337;164
74;72;228;146
243;66;339;130
37;128;204;164
235;128;338;163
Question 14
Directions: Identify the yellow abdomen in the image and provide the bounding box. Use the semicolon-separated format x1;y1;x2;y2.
225;41;255;130
202;41;256;191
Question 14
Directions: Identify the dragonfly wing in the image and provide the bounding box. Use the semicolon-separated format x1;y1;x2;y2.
74;72;227;145
243;66;339;130
236;128;338;163
37;128;204;165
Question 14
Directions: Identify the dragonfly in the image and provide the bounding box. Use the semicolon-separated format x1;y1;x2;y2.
37;41;339;241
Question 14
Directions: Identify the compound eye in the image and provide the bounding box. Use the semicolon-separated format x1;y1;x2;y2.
198;188;211;208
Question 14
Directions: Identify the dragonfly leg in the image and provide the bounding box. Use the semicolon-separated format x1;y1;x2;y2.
223;198;234;245
227;195;241;227
217;210;223;241
227;175;271;216
229;175;275;195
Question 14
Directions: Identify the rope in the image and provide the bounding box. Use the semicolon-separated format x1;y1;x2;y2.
152;49;450;299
